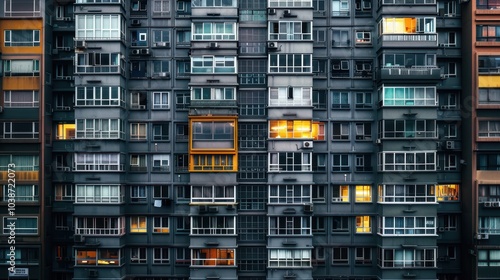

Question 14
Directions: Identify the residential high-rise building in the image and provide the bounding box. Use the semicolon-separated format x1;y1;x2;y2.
0;0;474;279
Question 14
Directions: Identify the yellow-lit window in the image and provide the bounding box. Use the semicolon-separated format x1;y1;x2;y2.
269;120;312;139
356;216;371;233
130;216;147;233
192;248;235;266
436;184;459;201
76;249;97;265
381;18;416;34
98;249;120;265
355;185;372;202
333;185;349;202
56;124;75;140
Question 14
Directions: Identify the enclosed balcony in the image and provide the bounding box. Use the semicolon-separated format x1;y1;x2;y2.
378;65;442;81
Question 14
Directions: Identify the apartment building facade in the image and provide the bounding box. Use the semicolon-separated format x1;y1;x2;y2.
0;0;471;279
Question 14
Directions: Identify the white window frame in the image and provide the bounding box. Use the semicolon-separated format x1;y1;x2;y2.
191;185;236;203
152;154;170;172
192;0;237;7
75;86;124;107
0;122;39;139
379;216;436;236
191;56;237;73
332;154;349;171
269;54;312;73
378;184;436;203
380;119;437;139
192;22;237;41
75;119;123;139
268;0;313;7
75;14;123;40
2;184;38;202
268;185;312;204
75;217;125;235
153;247;170;264
152;92;169;109
380;86;437;106
131;247;147;264
269;152;312;172
269;87;312;106
4;0;41;17
268;249;311;267
130;123;147;140
269;21;312;40
74;153;122;171
379;248;436;268
75;184;122;203
479;120;500;138
191;87;236;101
3;90;39;108
130;185;147;202
378;151;436;171
153;217;170;233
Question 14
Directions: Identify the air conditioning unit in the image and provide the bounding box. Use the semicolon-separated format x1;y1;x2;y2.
0;106;3;113
493;201;500;207
132;49;140;55
303;204;313;213
485;201;492;207
375;139;382;144
73;235;85;243
199;205;208;213
155;42;169;47
440;105;449;110
208;42;219;49
438;227;445;232
268;42;278;49
140;48;150;55
284;9;292;16
446;141;455;149
158;72;170;78
63;17;72;21
131;19;141;26
482;233;489;239
268;8;276;15
302;141;313;148
75;40;86;49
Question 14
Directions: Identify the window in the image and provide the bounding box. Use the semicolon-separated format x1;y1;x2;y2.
4;0;41;17
379;248;436;268
4;30;40;46
355;248;372;265
354;60;373;78
312;216;325;233
378;151;436;171
355;0;371;15
176;248;190;265
153;0;170;16
445;62;457;77
479;120;500;138
191;120;236;149
477;25;500;42
130;155;147;172
332;92;349;108
191;185;235;203
2;184;38;202
152;155;170;172
73;153;122;172
192;87;236;101
3;90;39;108
269;152;311;172
439;215;457;231
331;60;350;77
332;30;349;47
153;248;170;264
75;15;123;40
3;217;37;234
0;122;39;139
176;29;191;45
75;184;122;203
331;0;349;16
269;249;311;267
176;123;189;141
76;53;121;73
192;248;235;266
3;60;39;76
355;154;372;172
478;249;500;266
191;216;236;235
269;54;312;73
130;185;147;202
333;247;349;265
269;216;311;235
313;0;325;13
176;216;190;232
356;216;371;233
477;154;500;170
75;119;123;139
238;154;267;181
355;123;371;140
380;86;437;106
269;21;312;40
152;123;169;141
191;56;237;73
479;56;500;74
313;28;327;45
239;59;267;86
153;185;169;199
312;185;326;203
479;217;500;235
131;248;147;264
75;217;125;235
54;184;74;201
238;185;266;211
332;185;349;202
312;89;327;109
436;184;459;201
269;185;311;204
192;0;237;6
76;86;124;107
313;154;327;171
332;154;349;171
153;217;169;233
130;216;147;233
269;0;313;7
378;184;436;203
380;119;437;139
152;30;170;46
130;123;147;140
379;216;436;235
479;185;500;202
176;92;190;110
152;61;170;79
239;90;266;116
355;185;371;202
333;122;350;140
176;185;190;203
175;154;189;172
0;248;38;265
379;17;436;34
130;30;148;47
269;120;313;139
332;216;349;233
355;31;371;44
477;0;500;9
192;22;237;40
238;215;266;241
239;123;267;150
